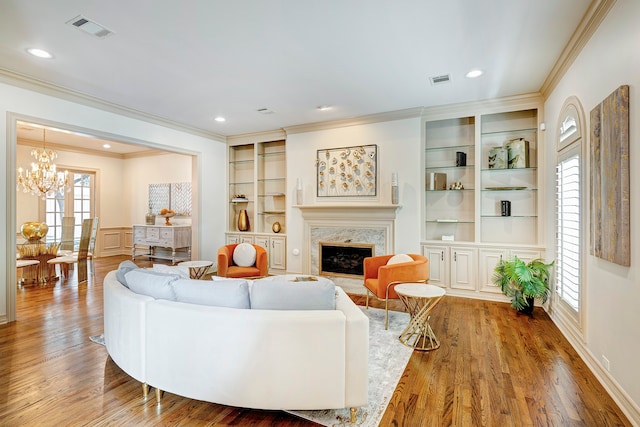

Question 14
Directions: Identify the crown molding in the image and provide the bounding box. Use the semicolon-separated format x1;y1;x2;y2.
0;67;227;143
282;107;424;135
540;0;617;98
17;137;169;160
420;93;543;120
226;129;287;146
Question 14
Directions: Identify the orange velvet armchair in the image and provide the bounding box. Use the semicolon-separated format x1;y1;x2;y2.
217;244;268;278
363;254;429;329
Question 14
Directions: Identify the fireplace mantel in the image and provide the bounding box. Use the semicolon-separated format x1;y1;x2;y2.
299;204;400;275
297;204;401;221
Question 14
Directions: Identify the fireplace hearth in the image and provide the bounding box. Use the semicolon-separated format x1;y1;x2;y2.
319;242;374;278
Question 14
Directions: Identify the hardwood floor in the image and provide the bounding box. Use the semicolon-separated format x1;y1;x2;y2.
0;255;631;426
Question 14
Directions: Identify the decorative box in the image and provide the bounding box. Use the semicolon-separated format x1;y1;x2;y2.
488;147;508;169
506;138;530;168
427;173;447;191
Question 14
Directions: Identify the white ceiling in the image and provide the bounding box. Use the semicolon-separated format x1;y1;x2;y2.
1;0;591;142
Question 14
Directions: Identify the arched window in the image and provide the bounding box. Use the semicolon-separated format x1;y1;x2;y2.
555;97;586;333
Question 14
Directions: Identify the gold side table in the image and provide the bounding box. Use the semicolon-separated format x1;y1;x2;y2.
178;260;213;279
395;283;446;351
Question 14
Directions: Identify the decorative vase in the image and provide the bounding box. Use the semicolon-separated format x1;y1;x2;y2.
272;221;281;233
145;210;156;225
21;222;49;242
238;209;250;232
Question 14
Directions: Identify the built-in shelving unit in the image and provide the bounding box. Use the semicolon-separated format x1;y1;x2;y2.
479;109;538;245
424;116;476;242
227;139;287;273
421;100;544;300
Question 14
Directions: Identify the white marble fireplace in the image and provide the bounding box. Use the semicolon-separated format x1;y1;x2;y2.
298;204;400;291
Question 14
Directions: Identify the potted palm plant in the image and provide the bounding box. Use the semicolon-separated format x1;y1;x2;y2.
492;256;554;315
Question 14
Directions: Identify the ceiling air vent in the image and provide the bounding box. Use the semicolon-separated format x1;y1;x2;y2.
66;15;114;38
429;74;451;85
257;108;275;115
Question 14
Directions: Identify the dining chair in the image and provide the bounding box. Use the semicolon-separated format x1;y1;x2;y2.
87;217;99;277
47;218;93;283
59;216;75;252
16;259;40;286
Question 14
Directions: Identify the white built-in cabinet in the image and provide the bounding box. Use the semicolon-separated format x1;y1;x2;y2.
255;235;287;271
424;245;477;291
422;99;545;300
227;140;287;274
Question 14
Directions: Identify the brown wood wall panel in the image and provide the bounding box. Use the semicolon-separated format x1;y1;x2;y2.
590;85;630;266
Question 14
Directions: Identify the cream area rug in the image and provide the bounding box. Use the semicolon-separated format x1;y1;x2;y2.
286;307;412;427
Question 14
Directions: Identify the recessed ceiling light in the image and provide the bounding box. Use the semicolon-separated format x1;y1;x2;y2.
465;69;484;78
214;116;226;122
317;105;332;111
103;144;111;149
27;48;53;59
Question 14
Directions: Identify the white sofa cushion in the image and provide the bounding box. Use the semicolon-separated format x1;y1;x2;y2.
233;243;256;267
125;269;179;300
251;280;336;310
172;279;250;309
116;260;139;288
153;263;190;279
386;253;413;265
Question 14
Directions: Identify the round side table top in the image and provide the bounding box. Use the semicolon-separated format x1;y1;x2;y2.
394;283;445;298
178;260;213;268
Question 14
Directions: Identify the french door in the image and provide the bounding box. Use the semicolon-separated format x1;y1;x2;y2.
42;170;96;247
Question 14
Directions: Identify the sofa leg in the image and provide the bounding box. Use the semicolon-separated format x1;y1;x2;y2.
350;407;357;423
365;291;369;309
142;383;149;399
155;388;163;404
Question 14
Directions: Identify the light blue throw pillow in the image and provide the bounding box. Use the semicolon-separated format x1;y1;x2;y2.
172;279;250;309
125;269;179;300
250;280;336;310
116;260;139;288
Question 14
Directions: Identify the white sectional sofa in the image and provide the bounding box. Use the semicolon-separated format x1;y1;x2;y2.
103;265;369;422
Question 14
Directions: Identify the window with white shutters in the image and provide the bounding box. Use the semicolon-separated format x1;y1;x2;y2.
556;151;580;312
555;98;585;332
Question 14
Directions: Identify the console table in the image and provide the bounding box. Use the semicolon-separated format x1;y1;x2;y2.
132;225;191;264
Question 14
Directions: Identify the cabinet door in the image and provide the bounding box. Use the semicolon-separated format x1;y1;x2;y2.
510;249;542;264
450;247;477;291
479;248;509;293
239;235;254;244
422;245;448;288
226;234;239;244
270;236;286;271
254;237;269;252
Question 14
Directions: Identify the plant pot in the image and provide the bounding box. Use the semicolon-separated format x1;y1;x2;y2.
518;296;535;315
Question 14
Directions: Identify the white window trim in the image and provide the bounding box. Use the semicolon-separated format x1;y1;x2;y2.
552;96;587;340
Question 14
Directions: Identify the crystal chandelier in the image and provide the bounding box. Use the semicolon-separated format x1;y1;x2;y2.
17;128;70;199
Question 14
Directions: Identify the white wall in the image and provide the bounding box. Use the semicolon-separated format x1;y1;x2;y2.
2;81;227;321
543;0;640;417
124;153;193;226
16;145;192;236
16;144;128;229
286;118;422;273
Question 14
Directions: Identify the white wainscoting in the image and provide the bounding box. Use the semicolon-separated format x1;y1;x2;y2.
97;227;133;258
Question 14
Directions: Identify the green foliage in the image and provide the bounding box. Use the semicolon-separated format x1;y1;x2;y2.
492;257;554;311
